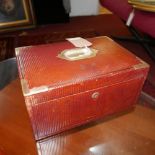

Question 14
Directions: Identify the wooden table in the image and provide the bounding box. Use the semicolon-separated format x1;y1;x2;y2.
0;79;155;155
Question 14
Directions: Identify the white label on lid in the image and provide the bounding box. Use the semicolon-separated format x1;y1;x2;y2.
66;37;92;48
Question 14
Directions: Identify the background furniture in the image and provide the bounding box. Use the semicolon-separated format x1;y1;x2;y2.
0;58;18;90
100;0;155;61
0;36;16;61
32;0;69;25
100;0;155;38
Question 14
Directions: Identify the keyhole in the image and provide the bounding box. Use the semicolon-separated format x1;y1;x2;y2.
91;92;100;100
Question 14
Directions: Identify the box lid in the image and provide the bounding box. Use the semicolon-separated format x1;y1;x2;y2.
16;36;142;97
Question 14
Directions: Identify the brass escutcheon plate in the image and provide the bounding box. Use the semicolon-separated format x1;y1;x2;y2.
57;47;98;61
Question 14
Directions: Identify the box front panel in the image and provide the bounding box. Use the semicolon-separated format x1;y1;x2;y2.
30;76;144;140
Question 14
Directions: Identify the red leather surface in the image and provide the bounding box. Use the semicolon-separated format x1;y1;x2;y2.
31;77;145;140
16;37;139;90
16;37;140;99
16;36;149;141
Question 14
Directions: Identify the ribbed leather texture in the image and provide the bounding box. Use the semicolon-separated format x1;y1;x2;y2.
16;36;149;141
16;37;140;92
31;77;144;140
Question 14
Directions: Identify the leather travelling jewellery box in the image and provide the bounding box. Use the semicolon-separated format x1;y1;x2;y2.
15;36;149;141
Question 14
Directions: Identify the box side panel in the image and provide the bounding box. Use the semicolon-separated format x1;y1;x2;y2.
29;74;146;140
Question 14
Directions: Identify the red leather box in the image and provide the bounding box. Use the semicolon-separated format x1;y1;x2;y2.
15;36;149;141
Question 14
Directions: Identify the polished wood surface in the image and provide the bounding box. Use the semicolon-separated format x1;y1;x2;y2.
0;79;37;155
0;79;155;155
